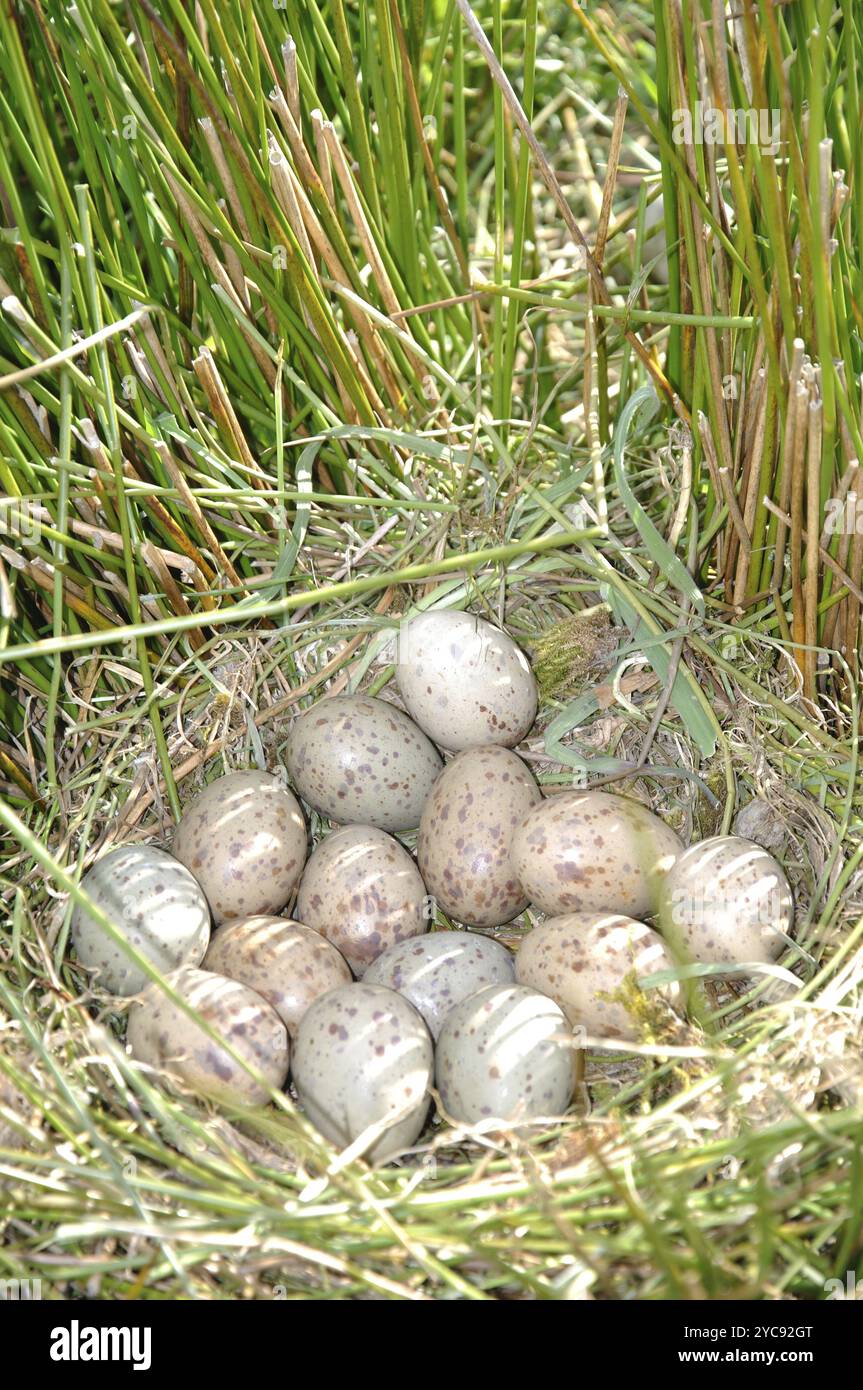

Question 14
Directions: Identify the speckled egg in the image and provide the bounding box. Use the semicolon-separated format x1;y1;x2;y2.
127;966;289;1106
292;983;433;1161
515;912;681;1041
511;791;682;918
396;610;537;750
295;825;428;975
203;916;352;1038
71;844;211;996
173;771;306;925
285;694;443;832
656;835;793;971
417;746;540;926
435;983;574;1124
364;930;515;1039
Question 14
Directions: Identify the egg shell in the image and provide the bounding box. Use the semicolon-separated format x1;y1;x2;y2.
395;610;537;750
127;966;289;1106
515;911;681;1041
364;930;515;1039
435;983;574;1124
71;844;211;997
292;983;433;1162
295;825;428;975
203;915;352;1038
417;746;540;926
173;771;306;926
656;835;793;971
511;790;683;918
284;694;442;833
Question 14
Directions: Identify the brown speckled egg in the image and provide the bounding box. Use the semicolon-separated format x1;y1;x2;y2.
511;790;682;918
435;983;573;1124
71;845;211;996
127;966;289;1106
284;694;442;833
203;916;351;1038
295;825;428;975
292;983;432;1161
173;771;306;926
364;930;514;1039
656;835;793;971
396;610;537;750
515;912;681;1041
417;746;540;927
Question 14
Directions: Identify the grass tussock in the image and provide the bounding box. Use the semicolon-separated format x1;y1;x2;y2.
1;1;862;1300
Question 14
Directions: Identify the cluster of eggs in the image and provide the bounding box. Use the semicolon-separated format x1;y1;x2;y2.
70;610;794;1161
